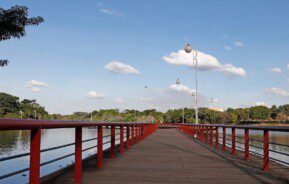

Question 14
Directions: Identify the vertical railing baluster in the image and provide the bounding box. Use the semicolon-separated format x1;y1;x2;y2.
74;127;82;184
232;127;236;155
135;125;138;143
263;130;269;171
126;125;130;149
222;127;226;151
120;125;124;154
29;128;41;184
245;128;249;161
210;126;213;145
131;125;135;146
215;126;219;149
97;126;103;169
110;125;116;159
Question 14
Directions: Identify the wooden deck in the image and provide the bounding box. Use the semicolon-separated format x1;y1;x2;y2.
42;129;289;184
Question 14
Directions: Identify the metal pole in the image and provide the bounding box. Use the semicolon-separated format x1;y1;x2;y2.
182;94;184;124
195;51;198;124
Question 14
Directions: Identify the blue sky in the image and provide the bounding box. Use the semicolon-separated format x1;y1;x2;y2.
0;0;289;114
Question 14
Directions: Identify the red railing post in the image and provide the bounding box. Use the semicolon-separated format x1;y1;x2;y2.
231;127;236;155
110;125;116;159
120;125;124;154
97;126;103;170
126;125;130;149
141;125;144;140
131;125;134;146
135;125;138;143
263;130;269;171
201;126;204;141
210;126;213;145
74;127;82;184
205;126;207;143
245;128;249;161
29;128;41;184
222;127;226;151
215;126;219;149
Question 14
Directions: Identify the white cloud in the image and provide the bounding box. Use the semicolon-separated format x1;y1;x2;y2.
234;41;245;47
265;87;289;97
105;61;140;75
27;79;48;87
137;96;151;102
169;84;195;95
271;67;282;73
219;64;246;78
224;46;232;50
162;49;246;78
31;87;42;93
98;8;123;16
287;64;289;71
255;101;267;106
86;91;106;99
26;79;48;93
114;98;124;103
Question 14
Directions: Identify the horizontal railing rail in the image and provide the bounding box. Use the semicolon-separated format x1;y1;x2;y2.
0;119;158;184
178;124;289;172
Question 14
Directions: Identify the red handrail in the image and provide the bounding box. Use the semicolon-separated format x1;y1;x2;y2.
0;119;158;184
178;123;289;172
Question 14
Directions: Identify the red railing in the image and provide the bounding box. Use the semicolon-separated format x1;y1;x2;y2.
179;124;289;172
0;119;158;184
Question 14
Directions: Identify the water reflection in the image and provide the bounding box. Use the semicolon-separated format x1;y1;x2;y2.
0;128;121;184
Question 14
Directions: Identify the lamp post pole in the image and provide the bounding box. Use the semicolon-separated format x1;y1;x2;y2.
176;79;184;124
184;44;198;124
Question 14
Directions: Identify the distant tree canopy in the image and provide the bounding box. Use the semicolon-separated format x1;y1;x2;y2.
0;92;288;124
0;5;44;67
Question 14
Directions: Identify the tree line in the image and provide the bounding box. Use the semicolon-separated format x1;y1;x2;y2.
0;92;288;124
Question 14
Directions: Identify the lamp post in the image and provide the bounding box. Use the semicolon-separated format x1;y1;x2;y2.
176;79;184;124
184;44;198;124
210;98;217;124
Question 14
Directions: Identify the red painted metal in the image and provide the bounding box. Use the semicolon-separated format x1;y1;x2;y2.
215;127;219;149
126;125;130;149
74;127;82;184
222;127;226;151
120;125;124;154
29;128;41;184
131;125;135;146
135;125;138;143
141;125;144;140
201;126;204;141
110;125;116;159
209;127;213;145
97;126;103;170
178;123;289;172
245;129;249;161
263;130;269;171
231;128;236;155
205;126;208;143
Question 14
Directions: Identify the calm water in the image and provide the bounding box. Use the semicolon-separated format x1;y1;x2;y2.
0;128;122;184
0;128;288;184
217;128;289;165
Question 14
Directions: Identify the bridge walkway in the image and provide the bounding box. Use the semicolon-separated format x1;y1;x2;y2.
43;129;288;184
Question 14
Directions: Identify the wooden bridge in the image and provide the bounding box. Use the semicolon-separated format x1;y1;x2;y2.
0;120;288;184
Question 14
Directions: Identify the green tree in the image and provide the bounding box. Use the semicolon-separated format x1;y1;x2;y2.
0;5;44;66
249;106;271;120
0;93;20;117
271;105;279;121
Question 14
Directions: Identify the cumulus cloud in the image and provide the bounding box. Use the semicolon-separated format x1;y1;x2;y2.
114;98;124;103
271;67;282;73
99;8;123;16
27;79;48;87
162;49;246;78
137;96;152;102
234;41;245;47
26;79;48;93
105;61;140;75
255;101;267;106
265;87;289;97
168;84;195;95
86;91;106;99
